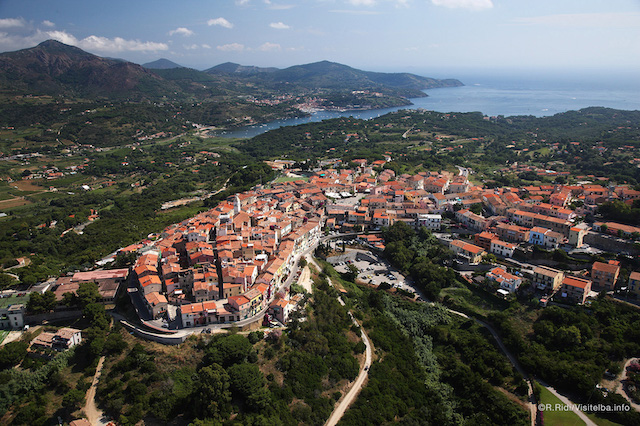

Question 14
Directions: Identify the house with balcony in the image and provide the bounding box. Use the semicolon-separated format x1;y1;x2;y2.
533;266;564;293
490;239;517;258
496;223;530;243
591;260;620;291
559;275;592;304
416;213;441;230
486;267;522;293
449;240;485;264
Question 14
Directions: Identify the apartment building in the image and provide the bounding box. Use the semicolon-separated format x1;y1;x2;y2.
533;266;564;292
591;261;620;291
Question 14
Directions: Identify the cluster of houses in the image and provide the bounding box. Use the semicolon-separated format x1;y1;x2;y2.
4;158;639;333
123;179;326;328
306;160;639;306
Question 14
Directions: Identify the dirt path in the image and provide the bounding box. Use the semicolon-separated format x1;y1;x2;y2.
0;330;23;346
447;309;537;425
297;255;314;294
84;356;111;426
323;273;373;426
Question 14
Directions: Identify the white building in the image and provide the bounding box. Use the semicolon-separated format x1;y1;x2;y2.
486;267;522;293
417;213;442;230
0;304;24;330
490;239;517;258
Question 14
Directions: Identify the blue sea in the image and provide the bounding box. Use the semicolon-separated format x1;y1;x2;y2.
213;71;640;138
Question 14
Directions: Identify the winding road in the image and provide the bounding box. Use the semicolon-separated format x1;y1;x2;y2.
325;304;373;426
303;258;373;426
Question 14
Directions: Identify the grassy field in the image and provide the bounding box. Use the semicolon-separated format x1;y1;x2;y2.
0;294;30;309
0;197;30;210
0;330;9;344
536;383;585;426
440;281;511;318
272;175;309;184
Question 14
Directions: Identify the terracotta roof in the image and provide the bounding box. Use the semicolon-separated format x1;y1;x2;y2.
592;261;620;274
563;275;591;289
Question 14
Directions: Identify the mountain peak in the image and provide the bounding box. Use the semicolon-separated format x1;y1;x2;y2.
35;39;89;55
38;39;65;48
142;58;184;69
0;40;167;98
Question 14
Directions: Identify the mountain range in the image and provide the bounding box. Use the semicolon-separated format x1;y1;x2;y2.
0;40;463;101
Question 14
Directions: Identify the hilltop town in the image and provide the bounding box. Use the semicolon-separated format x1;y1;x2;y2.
2;105;640;425
7;152;637;332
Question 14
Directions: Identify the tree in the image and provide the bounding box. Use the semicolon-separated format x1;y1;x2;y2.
228;363;268;410
0;341;28;369
193;364;231;420
84;302;109;330
342;264;359;282
62;388;85;412
470;203;483;215
382;221;415;244
0;273;17;289
26;290;57;314
205;334;253;367
104;331;128;355
76;282;101;308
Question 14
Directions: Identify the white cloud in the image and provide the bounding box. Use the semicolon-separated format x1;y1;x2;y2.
258;42;281;51
169;27;194;37
270;22;290;30
217;43;245;52
184;44;199;50
46;30;77;46
236;0;250;5
431;0;493;11
0;18;26;29
0;20;168;54
329;9;381;15
46;31;168;52
266;2;295;10
202;44;212;49
348;0;376;5
513;12;640;28
207;17;234;29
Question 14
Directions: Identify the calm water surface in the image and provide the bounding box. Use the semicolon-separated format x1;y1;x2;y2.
213;73;640;138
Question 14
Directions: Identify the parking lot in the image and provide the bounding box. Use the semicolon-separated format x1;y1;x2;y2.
327;249;415;295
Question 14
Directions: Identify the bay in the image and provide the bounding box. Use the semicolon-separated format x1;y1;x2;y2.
212;72;640;139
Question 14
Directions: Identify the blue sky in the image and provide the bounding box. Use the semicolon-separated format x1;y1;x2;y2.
0;0;639;76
